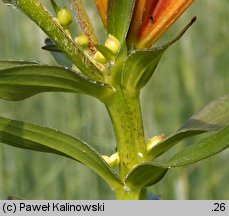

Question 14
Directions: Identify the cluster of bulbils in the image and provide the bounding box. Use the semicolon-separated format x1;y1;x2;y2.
53;6;121;166
54;5;167;168
55;6;120;65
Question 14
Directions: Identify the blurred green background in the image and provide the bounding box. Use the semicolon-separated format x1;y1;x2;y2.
0;0;228;199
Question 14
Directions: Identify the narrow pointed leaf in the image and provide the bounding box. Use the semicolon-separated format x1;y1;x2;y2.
168;126;229;167
9;0;103;80
147;94;229;160
122;19;196;94
121;47;165;94
0;60;38;69
0;116;122;189
0;64;112;101
107;0;136;44
179;94;229;130
126;162;168;188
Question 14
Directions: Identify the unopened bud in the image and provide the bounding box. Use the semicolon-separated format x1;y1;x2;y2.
146;134;165;151
102;152;119;168
94;51;107;64
109;152;120;168
57;8;72;28
75;35;89;49
105;34;120;54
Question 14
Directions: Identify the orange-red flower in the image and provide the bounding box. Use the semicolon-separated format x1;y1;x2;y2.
95;0;194;48
134;0;195;48
95;0;108;27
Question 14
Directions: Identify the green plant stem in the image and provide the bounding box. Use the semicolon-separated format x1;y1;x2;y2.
105;87;148;199
113;183;147;200
114;187;146;200
106;89;146;180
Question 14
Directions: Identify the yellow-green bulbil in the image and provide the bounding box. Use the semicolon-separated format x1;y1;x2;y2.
102;152;120;168
105;34;120;54
146;134;165;151
57;8;72;28
75;35;89;49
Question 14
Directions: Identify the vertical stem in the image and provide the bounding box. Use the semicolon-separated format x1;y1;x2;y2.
105;89;146;180
114;180;147;200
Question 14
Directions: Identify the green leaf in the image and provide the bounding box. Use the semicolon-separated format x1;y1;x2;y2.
125;162;168;188
0;63;113;101
168;126;229;167
121;47;165;94
107;0;136;43
179;94;229;130
147;94;229;160
9;0;103;81
0;60;38;69
0;116;122;189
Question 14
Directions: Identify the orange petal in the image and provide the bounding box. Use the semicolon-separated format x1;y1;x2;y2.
137;0;194;48
95;0;108;28
127;0;148;45
140;0;160;31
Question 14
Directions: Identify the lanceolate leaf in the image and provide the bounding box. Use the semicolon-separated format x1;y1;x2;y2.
121;47;165;94
126;162;168;188
0;116;122;189
147;94;229;160
179;94;229;130
0;60;38;69
107;0;136;44
10;0;103;80
0;63;113;101
122;18;197;94
168;126;229;167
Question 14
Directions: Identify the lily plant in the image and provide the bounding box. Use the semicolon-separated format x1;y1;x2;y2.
0;0;228;200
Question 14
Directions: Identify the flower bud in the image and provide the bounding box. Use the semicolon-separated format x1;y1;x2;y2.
94;51;108;64
109;152;120;168
146;134;165;151
102;152;119;168
105;34;120;54
95;0;108;28
75;34;89;49
57;8;72;28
